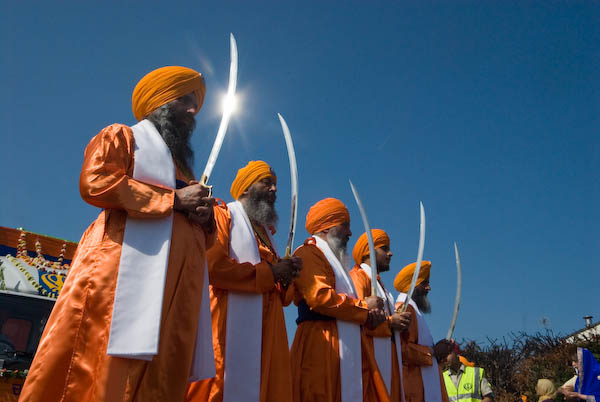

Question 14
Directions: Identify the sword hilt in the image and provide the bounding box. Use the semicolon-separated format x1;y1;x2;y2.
199;174;213;198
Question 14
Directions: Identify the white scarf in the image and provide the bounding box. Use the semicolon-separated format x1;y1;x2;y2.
108;119;215;381
223;201;277;402
313;236;362;402
359;263;394;394
396;292;443;402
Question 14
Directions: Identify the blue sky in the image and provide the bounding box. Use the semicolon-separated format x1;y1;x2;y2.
1;2;598;345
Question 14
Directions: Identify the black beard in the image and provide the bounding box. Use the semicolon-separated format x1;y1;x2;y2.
242;186;278;227
146;103;195;173
412;293;432;314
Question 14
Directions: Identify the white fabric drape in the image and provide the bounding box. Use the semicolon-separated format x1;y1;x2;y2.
313;236;362;402
396;292;443;402
108;119;215;381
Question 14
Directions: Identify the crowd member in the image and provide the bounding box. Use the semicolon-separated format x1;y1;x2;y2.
394;261;449;402
291;198;389;402
562;348;600;402
535;379;557;402
186;161;301;402
436;340;494;402
21;66;216;401
350;229;411;402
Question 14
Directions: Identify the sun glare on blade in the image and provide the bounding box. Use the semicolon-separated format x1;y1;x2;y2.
222;93;237;114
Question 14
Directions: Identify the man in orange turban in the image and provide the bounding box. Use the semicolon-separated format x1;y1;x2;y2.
21;66;216;402
350;229;411;402
394;261;450;402
186;160;301;402
290;198;389;402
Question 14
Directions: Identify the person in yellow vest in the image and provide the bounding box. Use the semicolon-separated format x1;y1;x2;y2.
439;341;493;402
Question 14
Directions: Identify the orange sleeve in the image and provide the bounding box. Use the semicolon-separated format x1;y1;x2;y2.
207;204;276;294
293;242;368;324
79;124;174;218
399;303;433;366
350;267;391;337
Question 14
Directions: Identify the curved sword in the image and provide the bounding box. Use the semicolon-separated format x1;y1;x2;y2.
278;113;298;257
200;33;238;187
349;180;378;297
446;242;462;340
400;202;426;313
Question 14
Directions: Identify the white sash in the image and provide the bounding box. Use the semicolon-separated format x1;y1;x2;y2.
313;236;362;402
359;263;394;394
108;120;215;381
396;293;443;402
223;201;275;402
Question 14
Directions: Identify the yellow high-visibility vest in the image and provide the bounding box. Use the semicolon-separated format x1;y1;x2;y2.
443;366;485;402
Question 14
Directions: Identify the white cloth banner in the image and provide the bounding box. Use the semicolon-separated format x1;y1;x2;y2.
223;201;275;402
359;263;394;394
313;236;362;402
108;119;215;381
396;292;443;402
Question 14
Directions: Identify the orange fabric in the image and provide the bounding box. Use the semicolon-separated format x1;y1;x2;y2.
185;203;293;402
132;66;206;121
19;125;215;402
393;261;431;293
290;239;389;402
394;300;449;402
352;229;390;265
351;266;407;402
305;198;350;234
229;160;274;200
459;355;476;367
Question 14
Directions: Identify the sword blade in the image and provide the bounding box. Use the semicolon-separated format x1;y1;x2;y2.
201;33;238;184
349;180;378;297
278;113;298;257
446;242;462;340
400;202;426;313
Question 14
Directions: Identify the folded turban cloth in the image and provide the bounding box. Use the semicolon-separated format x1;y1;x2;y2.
352;229;390;265
132;66;206;121
393;260;431;292
305;198;350;235
230;161;274;200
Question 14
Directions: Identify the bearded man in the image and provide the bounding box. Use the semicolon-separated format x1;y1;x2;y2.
350;230;412;402
186;160;302;402
290;198;389;402
394;262;449;402
20;66;217;402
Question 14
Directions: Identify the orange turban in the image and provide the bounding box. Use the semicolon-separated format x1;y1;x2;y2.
393;261;431;292
305;198;350;234
132;66;206;121
230;161;275;200
352;229;390;265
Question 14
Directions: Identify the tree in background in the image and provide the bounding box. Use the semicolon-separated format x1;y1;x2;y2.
459;332;600;402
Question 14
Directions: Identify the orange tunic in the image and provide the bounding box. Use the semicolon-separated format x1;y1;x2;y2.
290;238;389;402
395;301;449;402
350;267;403;402
186;203;293;402
19;124;215;402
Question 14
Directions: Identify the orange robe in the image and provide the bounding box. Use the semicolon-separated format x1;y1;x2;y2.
350;267;403;402
395;301;449;402
290;238;389;402
19;124;215;402
186;203;293;402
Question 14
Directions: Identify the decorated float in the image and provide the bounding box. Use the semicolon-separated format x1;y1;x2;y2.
0;226;75;401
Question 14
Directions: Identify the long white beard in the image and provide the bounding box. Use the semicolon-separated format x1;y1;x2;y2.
326;232;351;270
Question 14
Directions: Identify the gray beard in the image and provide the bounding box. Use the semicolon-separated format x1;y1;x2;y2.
242;187;278;228
413;293;432;314
326;232;350;269
146;103;195;173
